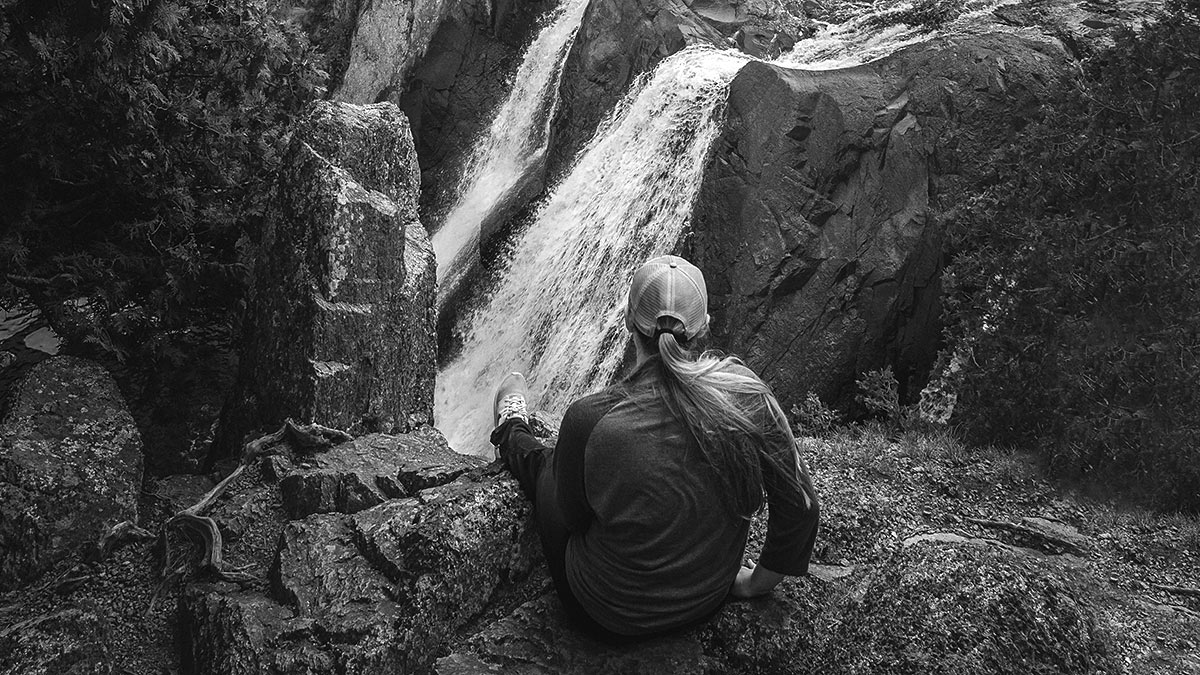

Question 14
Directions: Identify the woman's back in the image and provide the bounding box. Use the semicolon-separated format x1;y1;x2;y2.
490;254;819;640
555;363;750;634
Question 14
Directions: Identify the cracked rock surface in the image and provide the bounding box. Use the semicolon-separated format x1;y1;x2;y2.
181;429;544;675
214;101;436;462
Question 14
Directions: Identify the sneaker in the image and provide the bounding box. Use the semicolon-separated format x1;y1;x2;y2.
493;372;529;427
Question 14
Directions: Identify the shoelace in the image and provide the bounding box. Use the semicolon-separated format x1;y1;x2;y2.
497;393;528;423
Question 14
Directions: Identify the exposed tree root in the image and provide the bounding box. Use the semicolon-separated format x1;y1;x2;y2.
96;520;154;561
158;419;352;588
965;516;1088;554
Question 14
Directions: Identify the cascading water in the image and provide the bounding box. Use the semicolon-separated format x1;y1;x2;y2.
775;0;1018;69
435;47;749;455
434;0;1022;455
432;0;590;303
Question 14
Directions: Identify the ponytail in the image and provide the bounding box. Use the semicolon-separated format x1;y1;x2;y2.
635;317;805;519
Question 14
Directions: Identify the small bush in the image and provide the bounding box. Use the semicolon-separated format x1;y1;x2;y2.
791;392;842;437
0;0;326;357
856;367;902;424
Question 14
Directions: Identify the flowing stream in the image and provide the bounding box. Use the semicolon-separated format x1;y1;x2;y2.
435;47;749;454
432;0;590;303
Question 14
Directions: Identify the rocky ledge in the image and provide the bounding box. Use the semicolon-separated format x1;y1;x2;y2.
2;381;1198;674
175;428;540;674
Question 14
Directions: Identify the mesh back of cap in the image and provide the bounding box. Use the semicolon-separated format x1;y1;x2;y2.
627;255;708;339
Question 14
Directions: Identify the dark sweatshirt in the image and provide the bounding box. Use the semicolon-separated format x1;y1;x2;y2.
551;360;820;635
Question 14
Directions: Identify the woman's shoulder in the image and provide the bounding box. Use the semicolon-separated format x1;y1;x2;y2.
563;385;627;424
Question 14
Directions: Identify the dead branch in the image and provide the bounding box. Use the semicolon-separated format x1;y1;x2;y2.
1152;583;1200;599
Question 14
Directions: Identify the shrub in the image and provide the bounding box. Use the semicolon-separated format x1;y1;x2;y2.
0;0;326;358
856;366;902;425
944;1;1200;510
791;392;842;437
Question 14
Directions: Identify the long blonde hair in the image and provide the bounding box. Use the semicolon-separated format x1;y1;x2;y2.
634;316;805;519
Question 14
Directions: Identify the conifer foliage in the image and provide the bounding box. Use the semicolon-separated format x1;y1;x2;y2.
946;0;1200;510
0;0;325;353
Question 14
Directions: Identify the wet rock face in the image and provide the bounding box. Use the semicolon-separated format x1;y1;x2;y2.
181;431;542;674
689;34;1068;407
215;101;435;461
397;0;556;206
549;0;726;178
0;356;143;591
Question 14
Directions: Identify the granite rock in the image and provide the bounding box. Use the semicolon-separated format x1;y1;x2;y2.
213;101;435;464
689;34;1069;407
0;356;143;591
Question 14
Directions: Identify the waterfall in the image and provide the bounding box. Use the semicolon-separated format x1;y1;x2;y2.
432;0;590;303
435;47;749;455
776;0;1018;69
432;0;1020;455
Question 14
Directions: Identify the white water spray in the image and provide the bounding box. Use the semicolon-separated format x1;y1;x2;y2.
776;0;1018;69
436;47;749;455
432;0;590;302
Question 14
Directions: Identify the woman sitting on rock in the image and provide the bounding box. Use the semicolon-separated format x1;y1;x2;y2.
490;254;820;640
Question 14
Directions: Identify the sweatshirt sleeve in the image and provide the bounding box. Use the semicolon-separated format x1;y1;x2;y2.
756;429;821;576
551;396;607;533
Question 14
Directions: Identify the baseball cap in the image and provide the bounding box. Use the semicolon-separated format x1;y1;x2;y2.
625;255;709;341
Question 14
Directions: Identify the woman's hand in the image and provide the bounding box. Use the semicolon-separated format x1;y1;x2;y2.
730;560;785;598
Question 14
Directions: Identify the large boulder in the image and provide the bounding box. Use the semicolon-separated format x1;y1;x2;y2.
181;431;542;674
688;34;1069;407
436;537;1113;675
811;538;1114;674
0;356;143;591
278;429;485;519
213;101;435;462
336;0;468;104
437;576;831;675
